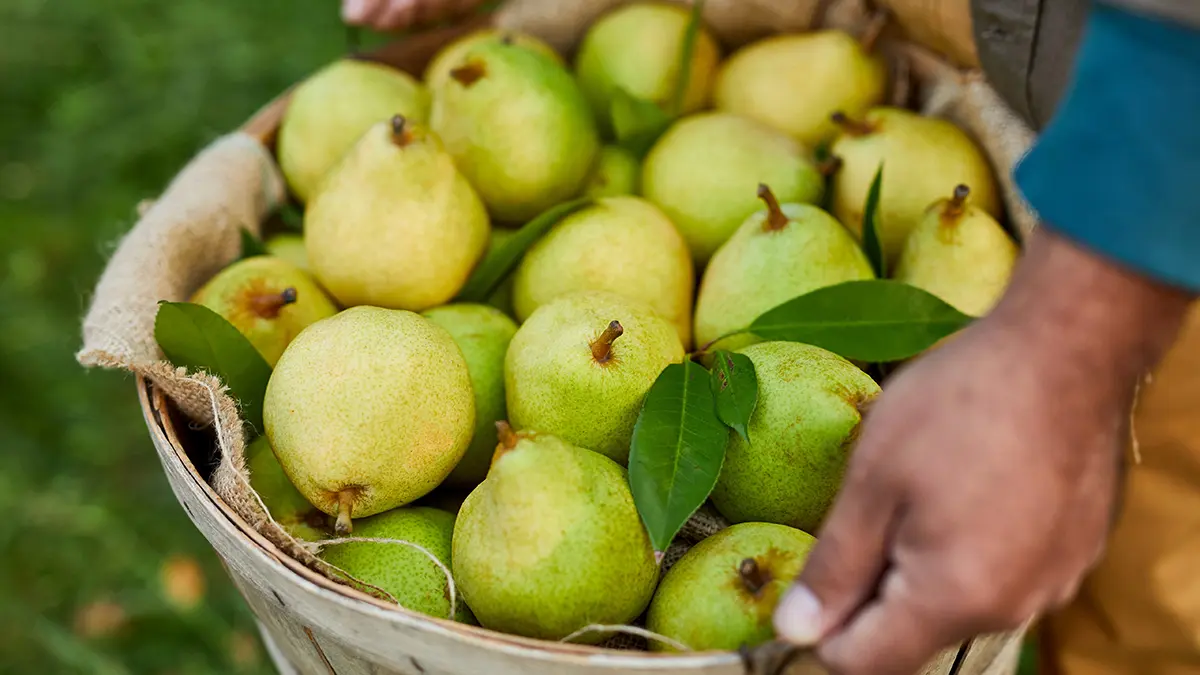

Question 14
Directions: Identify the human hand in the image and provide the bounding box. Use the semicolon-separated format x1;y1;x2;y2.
772;230;1192;675
341;0;489;31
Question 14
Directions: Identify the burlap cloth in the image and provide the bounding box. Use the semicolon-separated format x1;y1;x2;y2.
75;0;1038;642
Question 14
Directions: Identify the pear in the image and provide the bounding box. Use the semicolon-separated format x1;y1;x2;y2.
646;522;817;651
264;233;310;273
830;107;1000;265
430;40;599;223
506;291;684;464
320;506;474;623
190;256;337;367
422;304;519;487
643;113;825;263
582;146;640;198
714;31;887;146
710;342;880;533
574;3;720;134
246;436;330;541
304;115;490;311
895;185;1018;316
425;29;562;90
512;197;694;345
277;59;429;203
481;227;519;317
694;186;874;353
263;306;475;534
452;424;658;641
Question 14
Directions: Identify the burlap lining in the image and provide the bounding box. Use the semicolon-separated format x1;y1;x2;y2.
76;0;1039;637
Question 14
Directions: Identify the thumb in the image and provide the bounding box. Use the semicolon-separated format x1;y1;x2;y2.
774;470;896;645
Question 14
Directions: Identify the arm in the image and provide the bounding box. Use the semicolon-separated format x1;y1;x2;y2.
342;0;488;31
773;5;1200;674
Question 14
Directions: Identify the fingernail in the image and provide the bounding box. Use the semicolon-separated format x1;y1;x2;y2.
342;0;370;22
774;584;824;645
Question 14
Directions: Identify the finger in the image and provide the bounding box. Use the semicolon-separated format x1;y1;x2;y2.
773;464;896;645
342;0;383;25
376;0;419;30
819;573;961;675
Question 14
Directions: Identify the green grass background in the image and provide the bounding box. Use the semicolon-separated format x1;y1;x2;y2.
0;0;1041;672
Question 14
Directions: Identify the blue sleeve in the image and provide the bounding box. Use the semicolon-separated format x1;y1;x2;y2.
1013;3;1200;291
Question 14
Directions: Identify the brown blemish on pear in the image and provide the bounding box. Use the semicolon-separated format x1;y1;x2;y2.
831;111;877;137
590;320;624;365
757;184;789;233
450;59;487;87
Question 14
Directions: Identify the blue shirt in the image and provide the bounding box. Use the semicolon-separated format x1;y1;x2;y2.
1014;3;1200;291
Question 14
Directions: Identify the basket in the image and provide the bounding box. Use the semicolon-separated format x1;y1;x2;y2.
100;3;1040;674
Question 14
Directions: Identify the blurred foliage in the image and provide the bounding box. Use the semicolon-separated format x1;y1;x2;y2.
0;0;1043;672
0;0;349;672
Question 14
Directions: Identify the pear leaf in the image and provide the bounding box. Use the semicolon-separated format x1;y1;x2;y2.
709;350;757;444
240;228;269;260
749;280;973;363
669;0;708;116
611;88;672;159
457;198;593;303
861;163;886;277
154;301;272;434
629;359;729;553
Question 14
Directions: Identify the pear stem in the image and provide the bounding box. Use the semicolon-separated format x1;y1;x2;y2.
496;421;519;451
390;115;413;147
818;155;843;178
250;287;298;319
943;184;971;219
758;184;789;232
859;9;890;53
590;321;624;364
831;111;875;137
334;490;355;536
739;558;769;595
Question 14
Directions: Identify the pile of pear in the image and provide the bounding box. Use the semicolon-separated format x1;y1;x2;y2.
187;3;1018;652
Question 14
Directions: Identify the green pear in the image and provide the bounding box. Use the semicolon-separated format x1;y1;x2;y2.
830;107;1000;265
452;424;658;641
694;186;874;353
305;116;490;311
714;31;886;146
512;197;694;345
506;291;684;464
190;256;338;367
710;342;880;533
643;113;825;263
480;227;519;317
895;185;1018;317
422;304;519;487
246;436;330;541
264;233;310;273
277;59;430;203
425;29;563;90
582;145;640;198
320;506;474;623
574;3;720;134
646;522;817;651
263;306;475;534
430;40;599;223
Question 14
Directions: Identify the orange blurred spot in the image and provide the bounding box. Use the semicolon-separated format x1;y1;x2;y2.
73;599;127;639
160;555;206;611
229;631;261;668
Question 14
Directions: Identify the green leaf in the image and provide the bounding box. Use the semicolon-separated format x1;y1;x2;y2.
240;228;268;260
457;199;593;302
629;360;729;553
709;350;758;444
749;280;974;363
669;0;707;116
861;164;886;278
154;302;273;433
611;88;673;159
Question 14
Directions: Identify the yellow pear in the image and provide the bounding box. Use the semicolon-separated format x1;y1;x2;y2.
714;31;886;146
305;116;490;311
277;59;429;203
829;107;999;265
894;185;1019;316
511;197;694;345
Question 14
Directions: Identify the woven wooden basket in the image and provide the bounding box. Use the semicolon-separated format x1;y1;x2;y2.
132;11;1030;675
